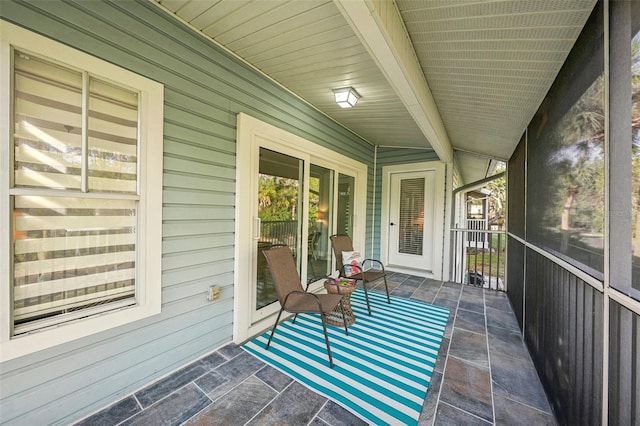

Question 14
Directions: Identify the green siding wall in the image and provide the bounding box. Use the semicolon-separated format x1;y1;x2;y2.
0;0;374;424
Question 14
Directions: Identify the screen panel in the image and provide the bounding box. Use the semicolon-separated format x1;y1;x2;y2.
526;3;605;279
508;134;526;238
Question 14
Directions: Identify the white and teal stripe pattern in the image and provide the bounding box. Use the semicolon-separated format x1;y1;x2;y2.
242;289;450;426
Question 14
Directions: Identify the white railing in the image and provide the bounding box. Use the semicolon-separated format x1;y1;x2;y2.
451;228;506;291
466;218;489;245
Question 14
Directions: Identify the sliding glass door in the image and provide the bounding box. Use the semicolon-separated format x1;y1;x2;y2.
235;113;368;342
337;173;355;237
252;152;358;322
307;164;334;282
256;148;303;311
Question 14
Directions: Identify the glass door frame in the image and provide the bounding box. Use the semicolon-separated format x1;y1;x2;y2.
234;114;368;343
251;142;309;323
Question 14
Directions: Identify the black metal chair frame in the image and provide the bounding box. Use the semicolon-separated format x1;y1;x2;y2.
262;245;349;368
330;233;391;315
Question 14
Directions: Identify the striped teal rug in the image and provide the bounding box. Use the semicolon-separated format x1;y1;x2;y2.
242;289;450;426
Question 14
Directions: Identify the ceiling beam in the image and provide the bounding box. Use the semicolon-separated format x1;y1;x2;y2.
334;0;453;163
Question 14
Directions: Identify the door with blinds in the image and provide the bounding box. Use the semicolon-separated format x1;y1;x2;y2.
388;171;435;270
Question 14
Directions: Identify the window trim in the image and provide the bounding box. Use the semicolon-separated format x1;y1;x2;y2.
0;21;163;362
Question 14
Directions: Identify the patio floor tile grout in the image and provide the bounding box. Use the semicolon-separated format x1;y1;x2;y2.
77;273;556;426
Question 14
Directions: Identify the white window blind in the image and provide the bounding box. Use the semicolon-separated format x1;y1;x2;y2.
11;50;140;334
398;177;425;256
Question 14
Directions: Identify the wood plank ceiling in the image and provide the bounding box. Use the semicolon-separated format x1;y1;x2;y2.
153;0;597;183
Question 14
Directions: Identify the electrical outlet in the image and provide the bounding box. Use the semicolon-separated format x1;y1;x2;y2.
208;285;221;301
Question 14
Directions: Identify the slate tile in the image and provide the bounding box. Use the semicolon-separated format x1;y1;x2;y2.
390;287;415;298
440;357;493;422
443;313;455;339
449;328;489;368
384;278;405;287
197;351;227;371
316;400;368;426
255;365;293;392
443;281;462;290
491;351;552;413
388;272;410;283
184;376;276;426
368;279;397;294
437;286;462;301
403;277;424;287
379;280;400;292
458;298;485;314
217;351;266;381
434;337;449;374
193;370;228;395
75;396;141;426
487;325;528;360
434;402;492;426
78;273;546;426
123;383;210;426
455;308;486;335
433;297;458;313
411;287;438;303
460;285;484;300
484;291;513;312
218;343;244;359
201;351;266;401
247;381;326;425
422;278;444;288
135;362;210;408
486;306;520;332
494;394;557;426
419;370;442;425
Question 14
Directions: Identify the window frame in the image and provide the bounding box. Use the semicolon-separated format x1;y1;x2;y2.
0;21;163;362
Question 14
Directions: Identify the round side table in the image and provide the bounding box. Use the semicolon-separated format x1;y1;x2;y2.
323;280;356;327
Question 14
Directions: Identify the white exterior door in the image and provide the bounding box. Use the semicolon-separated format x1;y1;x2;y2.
388;171;435;270
381;161;447;279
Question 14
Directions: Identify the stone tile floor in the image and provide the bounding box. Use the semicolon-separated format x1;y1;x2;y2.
76;273;556;425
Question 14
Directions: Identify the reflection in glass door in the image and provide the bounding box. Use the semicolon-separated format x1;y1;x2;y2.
256;148;302;310
337;174;355;237
307;164;334;282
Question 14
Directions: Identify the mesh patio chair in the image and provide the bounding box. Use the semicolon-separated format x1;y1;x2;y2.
306;231;322;281
262;244;349;368
330;234;391;316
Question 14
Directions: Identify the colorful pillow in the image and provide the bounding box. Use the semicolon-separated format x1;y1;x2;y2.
342;250;364;277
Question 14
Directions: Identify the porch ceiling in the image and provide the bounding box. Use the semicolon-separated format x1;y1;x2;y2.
153;0;596;184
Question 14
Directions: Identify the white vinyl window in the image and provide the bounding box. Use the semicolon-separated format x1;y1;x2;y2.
0;22;163;361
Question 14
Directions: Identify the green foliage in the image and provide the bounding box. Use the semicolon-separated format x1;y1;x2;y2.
308;176;319;224
486;167;505;229
542;75;605;235
466;252;506;279
257;174;322;225
257;175;299;220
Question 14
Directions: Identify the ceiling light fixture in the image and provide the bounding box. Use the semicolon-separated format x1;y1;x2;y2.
333;87;360;108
